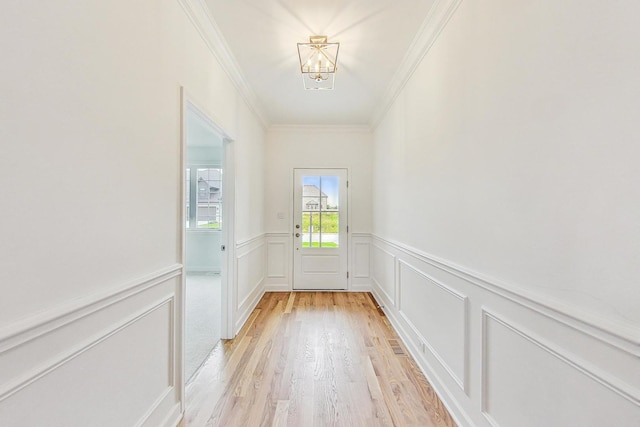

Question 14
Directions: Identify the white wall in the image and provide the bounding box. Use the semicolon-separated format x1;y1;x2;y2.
0;0;265;425
371;1;640;426
264;126;373;290
232;100;267;333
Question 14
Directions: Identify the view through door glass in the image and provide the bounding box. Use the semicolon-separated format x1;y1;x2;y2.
301;175;339;248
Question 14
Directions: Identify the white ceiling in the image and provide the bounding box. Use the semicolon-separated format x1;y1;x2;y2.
204;0;437;126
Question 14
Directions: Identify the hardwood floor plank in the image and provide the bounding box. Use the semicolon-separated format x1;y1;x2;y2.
272;400;290;427
184;292;456;427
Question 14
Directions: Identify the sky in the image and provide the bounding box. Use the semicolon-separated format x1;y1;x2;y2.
303;175;339;206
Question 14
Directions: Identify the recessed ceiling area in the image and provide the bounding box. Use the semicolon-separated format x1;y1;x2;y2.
204;0;437;126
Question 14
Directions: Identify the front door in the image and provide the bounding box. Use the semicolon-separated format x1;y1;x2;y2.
293;168;348;290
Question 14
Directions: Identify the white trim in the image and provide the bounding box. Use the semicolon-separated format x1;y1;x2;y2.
370;0;464;129
397;259;469;392
268;124;372;133
185;267;222;274
352;242;371;278
135;386;174;427
176;0;268;129
350;232;372;238
266;241;287;279
370;289;474;427
349;283;373;292
0;264;182;352
265;232;290;238
157;403;183;427
235;242;266;310
480;309;640;426
371;235;639;353
371;244;397;305
234;286;265;336
0;297;174;402
264;284;291;292
236;233;266;251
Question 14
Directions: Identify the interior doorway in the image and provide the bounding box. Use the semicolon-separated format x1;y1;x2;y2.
183;101;228;380
293;168;348;290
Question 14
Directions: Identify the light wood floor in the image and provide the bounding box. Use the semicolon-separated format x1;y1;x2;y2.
183;292;456;427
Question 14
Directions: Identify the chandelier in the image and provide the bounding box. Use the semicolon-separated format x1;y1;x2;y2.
297;36;339;90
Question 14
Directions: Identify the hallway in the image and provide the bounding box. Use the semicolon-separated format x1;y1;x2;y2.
183;292;456;427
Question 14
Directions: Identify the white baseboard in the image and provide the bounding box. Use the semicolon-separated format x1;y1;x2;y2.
0;265;183;427
369;235;640;427
264;283;291;292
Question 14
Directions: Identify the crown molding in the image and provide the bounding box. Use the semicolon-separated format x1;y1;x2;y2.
369;0;463;130
177;0;270;129
268;124;372;133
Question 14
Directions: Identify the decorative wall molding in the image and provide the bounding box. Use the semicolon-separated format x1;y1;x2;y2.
266;241;287;279
154;402;182;427
0;264;182;353
481;310;639;413
235;236;266;335
397;259;469;392
235;242;265;309
265;232;289;238
176;0;269;129
234;283;265;335
352;243;370;279
370;288;473;427
265;233;291;291
235;233;266;251
370;235;640;427
0;296;174;402
268;124;372;133
370;0;464;129
371;235;639;354
350;232;372;238
371;244;396;305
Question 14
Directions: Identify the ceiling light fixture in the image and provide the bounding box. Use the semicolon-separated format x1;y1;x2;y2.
297;35;339;90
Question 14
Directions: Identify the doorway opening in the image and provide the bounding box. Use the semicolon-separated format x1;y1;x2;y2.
183;101;228;381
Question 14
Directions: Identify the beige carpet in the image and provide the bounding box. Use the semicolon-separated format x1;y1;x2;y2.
185;273;222;380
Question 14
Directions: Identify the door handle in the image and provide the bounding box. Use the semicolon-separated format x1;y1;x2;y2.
295;233;300;237
295;224;300;229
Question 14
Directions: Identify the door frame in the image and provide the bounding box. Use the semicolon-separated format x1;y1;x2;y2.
179;87;235;409
290;167;350;290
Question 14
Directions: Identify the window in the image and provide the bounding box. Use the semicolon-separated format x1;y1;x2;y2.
185;167;222;229
301;175;339;248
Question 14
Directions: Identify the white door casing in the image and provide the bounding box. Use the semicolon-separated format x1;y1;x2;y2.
293;168;348;290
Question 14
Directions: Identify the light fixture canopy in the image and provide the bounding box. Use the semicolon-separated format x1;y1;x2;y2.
297;35;339;90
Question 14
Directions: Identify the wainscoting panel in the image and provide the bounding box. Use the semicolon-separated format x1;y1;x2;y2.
350;233;372;291
264;233;291;291
369;235;640;427
0;266;183;427
398;260;467;390
482;311;639;427
235;235;266;334
264;233;372;292
371;244;396;304
267;242;287;278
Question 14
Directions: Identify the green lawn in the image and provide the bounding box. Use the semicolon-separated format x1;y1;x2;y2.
302;242;338;248
302;212;338;233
